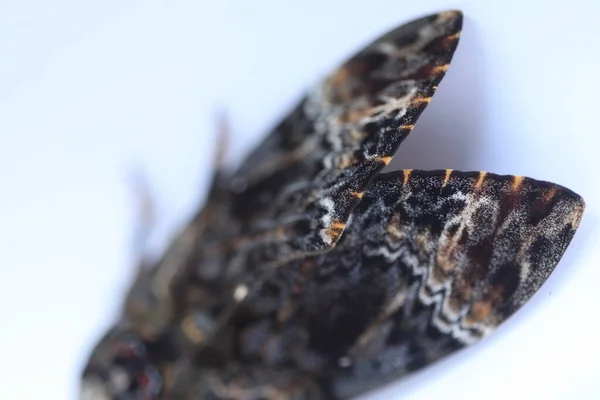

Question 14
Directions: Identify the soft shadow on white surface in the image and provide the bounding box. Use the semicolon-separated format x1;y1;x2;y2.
389;15;486;172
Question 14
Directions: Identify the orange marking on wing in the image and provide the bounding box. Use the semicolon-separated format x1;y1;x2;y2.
412;97;432;105
476;172;487;190
466;301;493;324
399;124;415;130
351;191;364;199
447;32;461;41
379;156;392;165
571;203;585;227
443;169;453;186
403;169;412;184
512;175;525;191
543;187;558;203
432;64;450;74
324;221;347;243
331;221;346;230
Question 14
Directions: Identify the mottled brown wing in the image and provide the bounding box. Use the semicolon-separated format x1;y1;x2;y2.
225;11;463;262
170;10;465;363
80;12;466;400
124;10;464;343
224;170;584;399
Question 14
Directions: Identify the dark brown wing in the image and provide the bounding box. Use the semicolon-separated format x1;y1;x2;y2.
160;12;467;398
125;10;464;343
225;11;463;262
225;170;584;398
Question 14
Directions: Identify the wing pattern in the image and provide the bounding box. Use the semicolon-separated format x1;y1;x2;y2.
219;170;583;398
80;10;585;400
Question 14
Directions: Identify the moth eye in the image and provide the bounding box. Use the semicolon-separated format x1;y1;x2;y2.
82;333;163;400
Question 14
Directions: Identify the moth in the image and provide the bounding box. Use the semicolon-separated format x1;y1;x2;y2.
81;10;585;400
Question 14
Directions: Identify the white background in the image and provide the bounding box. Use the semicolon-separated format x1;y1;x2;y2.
1;0;599;398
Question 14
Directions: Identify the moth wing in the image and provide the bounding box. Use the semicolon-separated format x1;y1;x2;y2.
188;12;465;344
229;170;584;398
117;8;465;357
227;11;463;261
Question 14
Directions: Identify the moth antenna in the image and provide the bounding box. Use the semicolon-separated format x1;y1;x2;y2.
125;165;157;274
213;109;230;170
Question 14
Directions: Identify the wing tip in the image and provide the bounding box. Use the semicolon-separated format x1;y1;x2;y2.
384;168;586;233
376;168;585;342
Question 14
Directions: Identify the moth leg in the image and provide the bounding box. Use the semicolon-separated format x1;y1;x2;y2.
213;109;230;171
81;117;237;399
119;166;180;341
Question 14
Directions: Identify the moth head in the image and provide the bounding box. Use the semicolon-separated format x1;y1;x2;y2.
80;328;162;400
